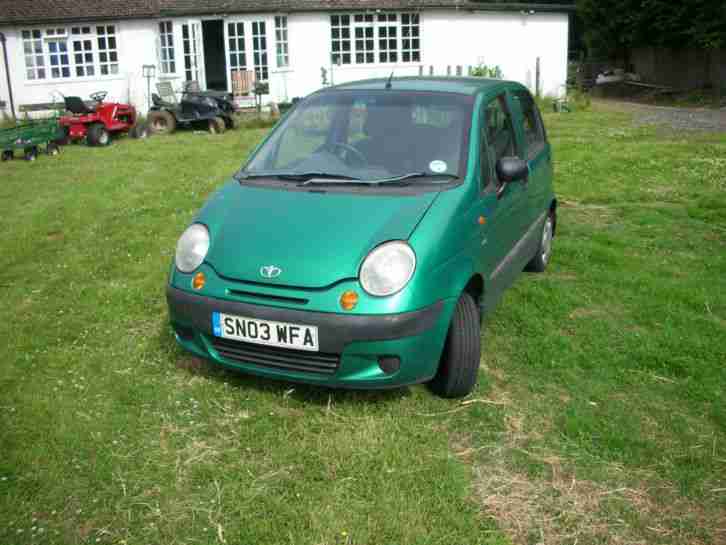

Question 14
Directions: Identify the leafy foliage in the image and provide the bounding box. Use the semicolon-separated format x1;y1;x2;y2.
471;63;503;79
577;0;726;55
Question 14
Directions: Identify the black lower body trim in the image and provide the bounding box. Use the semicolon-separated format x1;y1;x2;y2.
167;286;445;354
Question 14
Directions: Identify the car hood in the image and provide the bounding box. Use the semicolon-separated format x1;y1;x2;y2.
201;181;439;288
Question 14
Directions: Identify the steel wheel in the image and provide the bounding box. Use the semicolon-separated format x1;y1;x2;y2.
541;215;554;265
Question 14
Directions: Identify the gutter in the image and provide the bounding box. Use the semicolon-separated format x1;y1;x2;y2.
0;32;16;121
158;2;576;17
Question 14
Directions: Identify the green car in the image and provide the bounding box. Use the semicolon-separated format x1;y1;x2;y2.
166;77;556;398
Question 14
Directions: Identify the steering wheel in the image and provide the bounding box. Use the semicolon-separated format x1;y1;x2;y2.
327;142;367;167
90;91;108;103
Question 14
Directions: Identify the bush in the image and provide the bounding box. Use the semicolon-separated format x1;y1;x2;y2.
470;63;503;79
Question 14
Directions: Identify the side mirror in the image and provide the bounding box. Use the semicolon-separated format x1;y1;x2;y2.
496;157;529;183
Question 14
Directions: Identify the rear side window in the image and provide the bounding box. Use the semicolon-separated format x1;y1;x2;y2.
514;91;545;157
480;94;516;189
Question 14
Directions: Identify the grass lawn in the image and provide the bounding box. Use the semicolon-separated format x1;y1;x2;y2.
1;104;724;545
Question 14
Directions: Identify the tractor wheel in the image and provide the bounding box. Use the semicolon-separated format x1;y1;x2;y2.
147;111;176;135
87;123;110;147
46;143;61;156
1;150;13;162
129;123;150;139
24;146;39;161
209;117;226;135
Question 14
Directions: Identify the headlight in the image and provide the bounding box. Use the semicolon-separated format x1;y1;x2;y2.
359;241;416;297
175;224;210;273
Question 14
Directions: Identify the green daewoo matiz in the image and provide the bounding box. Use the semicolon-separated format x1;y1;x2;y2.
166;77;556;398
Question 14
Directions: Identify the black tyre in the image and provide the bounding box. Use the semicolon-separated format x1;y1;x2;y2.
129;123;150;139
46;143;61;156
428;292;481;398
1;150;13;162
147;111;176;135
209;116;226;134
525;210;555;273
87;123;110;147
224;115;239;130
24;146;39;161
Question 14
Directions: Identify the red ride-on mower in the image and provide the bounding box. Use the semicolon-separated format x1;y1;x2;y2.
59;91;148;146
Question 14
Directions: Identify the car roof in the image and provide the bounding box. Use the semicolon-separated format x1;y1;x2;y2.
319;76;528;97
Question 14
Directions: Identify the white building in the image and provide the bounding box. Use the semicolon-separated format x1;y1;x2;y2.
0;1;572;117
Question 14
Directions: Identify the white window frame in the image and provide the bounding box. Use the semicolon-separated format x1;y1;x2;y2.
329;12;421;67
21;30;45;80
158;21;176;74
71;29;95;78
353;13;375;64
274;16;289;68
227;21;248;77
96;25;119;75
251;21;269;81
400;13;421;63
21;24;122;82
330;14;351;65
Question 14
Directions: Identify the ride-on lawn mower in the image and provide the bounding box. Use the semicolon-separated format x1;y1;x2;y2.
59;91;148;146
147;88;237;135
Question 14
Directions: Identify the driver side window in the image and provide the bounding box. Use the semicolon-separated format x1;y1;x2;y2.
273;105;334;169
480;94;515;190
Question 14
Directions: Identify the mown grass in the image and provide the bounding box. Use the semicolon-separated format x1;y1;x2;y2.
1;103;724;545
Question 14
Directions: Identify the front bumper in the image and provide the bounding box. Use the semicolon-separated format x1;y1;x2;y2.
167;286;456;388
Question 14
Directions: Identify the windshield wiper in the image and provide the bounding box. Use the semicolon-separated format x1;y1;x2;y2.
299;172;461;187
236;171;360;182
368;172;460;184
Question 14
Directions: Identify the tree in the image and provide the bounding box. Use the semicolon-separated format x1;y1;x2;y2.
577;0;725;102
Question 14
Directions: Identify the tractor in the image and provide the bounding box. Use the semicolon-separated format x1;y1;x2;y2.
59;91;148;146
147;85;238;135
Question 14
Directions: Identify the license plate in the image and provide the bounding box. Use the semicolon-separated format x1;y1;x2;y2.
212;312;319;352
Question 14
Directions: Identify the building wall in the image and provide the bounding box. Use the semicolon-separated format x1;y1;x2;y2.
0;20;158;118
275;10;569;100
0;10;569;118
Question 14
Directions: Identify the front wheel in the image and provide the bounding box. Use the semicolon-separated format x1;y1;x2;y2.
147;111;176;135
129;123;150;139
526;211;555;273
209;117;226;134
428;292;482;399
24;146;39;161
87;123;110;146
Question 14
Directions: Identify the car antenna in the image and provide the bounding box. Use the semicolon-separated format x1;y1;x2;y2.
385;71;394;89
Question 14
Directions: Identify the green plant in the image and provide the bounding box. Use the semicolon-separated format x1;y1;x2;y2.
470;63;503;79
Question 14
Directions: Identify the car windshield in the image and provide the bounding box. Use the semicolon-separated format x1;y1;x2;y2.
242;90;474;183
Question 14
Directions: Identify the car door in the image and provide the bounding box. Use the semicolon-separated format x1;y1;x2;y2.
510;90;552;233
475;92;529;308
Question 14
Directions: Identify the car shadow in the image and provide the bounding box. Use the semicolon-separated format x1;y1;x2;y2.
156;322;413;406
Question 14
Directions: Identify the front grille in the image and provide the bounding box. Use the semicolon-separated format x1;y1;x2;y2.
227;289;309;305
210;337;340;375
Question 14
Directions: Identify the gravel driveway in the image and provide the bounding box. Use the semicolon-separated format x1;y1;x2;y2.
602;101;726;132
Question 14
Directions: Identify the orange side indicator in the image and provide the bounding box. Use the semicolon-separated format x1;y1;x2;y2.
340;290;359;311
192;272;206;290
478;216;486;225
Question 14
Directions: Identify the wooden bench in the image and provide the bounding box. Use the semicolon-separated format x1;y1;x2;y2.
19;102;67;113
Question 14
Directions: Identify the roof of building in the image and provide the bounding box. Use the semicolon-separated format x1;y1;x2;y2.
0;0;160;25
325;75;523;96
0;1;573;25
